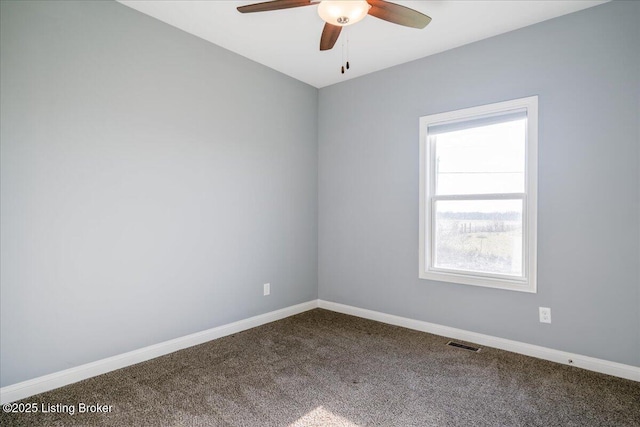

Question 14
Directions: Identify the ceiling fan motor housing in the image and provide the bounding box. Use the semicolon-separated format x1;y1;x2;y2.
317;0;371;27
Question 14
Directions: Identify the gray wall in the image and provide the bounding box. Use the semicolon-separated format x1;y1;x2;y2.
0;0;318;387
318;1;640;367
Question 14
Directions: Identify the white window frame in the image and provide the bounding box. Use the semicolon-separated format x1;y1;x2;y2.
419;96;538;293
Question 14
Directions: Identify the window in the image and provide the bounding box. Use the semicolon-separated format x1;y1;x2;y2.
419;96;538;292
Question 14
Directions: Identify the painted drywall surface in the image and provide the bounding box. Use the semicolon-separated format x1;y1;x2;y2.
319;1;640;366
0;0;318;387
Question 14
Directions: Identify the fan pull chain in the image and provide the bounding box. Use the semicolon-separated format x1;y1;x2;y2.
346;35;350;70
340;29;350;75
341;40;345;74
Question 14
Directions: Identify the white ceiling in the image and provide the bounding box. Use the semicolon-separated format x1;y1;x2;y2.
118;1;608;88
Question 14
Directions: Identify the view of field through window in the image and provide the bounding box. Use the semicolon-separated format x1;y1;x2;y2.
431;117;526;277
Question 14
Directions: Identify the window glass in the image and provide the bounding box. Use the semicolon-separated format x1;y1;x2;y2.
432;118;526;196
433;199;523;276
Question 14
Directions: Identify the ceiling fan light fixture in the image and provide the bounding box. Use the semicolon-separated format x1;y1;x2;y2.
317;0;370;26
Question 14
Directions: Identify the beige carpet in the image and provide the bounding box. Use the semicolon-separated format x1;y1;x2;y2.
2;309;639;426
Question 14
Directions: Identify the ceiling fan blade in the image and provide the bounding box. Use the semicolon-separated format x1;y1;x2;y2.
320;23;342;51
366;0;432;29
237;0;314;14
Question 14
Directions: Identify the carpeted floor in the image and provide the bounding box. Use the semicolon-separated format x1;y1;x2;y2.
2;309;639;426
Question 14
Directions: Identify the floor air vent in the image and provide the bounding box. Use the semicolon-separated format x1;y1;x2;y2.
446;341;481;352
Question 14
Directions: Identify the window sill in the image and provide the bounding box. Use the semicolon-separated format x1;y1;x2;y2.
420;270;536;293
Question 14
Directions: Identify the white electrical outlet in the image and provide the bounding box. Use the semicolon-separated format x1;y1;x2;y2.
263;283;270;296
539;307;551;324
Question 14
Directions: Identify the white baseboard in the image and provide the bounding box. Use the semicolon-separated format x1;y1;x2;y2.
0;300;319;404
318;300;640;382
3;298;637;404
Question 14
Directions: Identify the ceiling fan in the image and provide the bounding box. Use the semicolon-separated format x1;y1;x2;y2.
237;0;432;51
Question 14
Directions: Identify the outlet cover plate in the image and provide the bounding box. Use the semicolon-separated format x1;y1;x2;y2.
539;307;551;323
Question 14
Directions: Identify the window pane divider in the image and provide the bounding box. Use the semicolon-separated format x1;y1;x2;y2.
432;193;524;201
